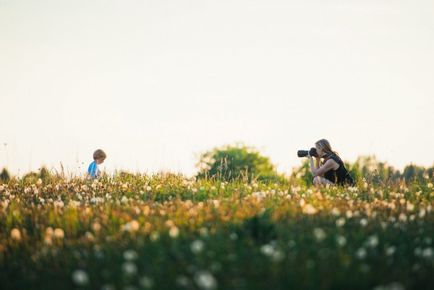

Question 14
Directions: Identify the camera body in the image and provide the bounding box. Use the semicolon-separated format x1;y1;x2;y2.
297;147;318;158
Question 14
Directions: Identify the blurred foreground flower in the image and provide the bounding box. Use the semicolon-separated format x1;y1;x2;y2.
194;270;217;290
72;269;89;286
10;228;21;241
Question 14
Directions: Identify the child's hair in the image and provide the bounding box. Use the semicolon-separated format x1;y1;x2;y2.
93;149;107;160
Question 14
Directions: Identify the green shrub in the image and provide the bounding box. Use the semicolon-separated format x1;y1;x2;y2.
196;144;282;182
0;167;11;183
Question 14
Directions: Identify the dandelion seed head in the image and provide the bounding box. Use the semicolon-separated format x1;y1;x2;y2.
72;270;89;286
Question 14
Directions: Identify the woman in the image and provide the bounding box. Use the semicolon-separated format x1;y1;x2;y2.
308;139;354;186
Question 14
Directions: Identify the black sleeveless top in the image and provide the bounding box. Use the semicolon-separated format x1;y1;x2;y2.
322;153;354;185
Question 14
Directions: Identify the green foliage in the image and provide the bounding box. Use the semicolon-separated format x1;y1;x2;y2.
290;159;314;186
196;144;283;183
22;171;40;183
39;166;52;182
0;167;11;183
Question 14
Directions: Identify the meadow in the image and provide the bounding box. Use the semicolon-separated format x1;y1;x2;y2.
0;170;433;290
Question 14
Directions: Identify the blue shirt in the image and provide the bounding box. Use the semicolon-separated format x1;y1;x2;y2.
87;161;99;178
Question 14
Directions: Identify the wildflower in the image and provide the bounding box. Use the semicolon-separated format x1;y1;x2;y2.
303;204;318;215
366;235;379;248
199;227;209;237
139;276;154;288
261;244;274;256
176;275;191;287
150;232;159;241
406;203;415;212
194;270;217;290
336;235;347;247
360;218;368;227
386;246;396;256
356;247;367;259
422;247;433;259
123;250;138;261
10;228;21;241
331;208;341;216
54;228;65;239
122;220;140;233
313;228;326;242
72;270;89;286
122;262;138;276
80;231;92;242
336;217;346;227
373;282;405;290
169;226;179;238
191;240;205;254
92;222;102;232
270;249;285;262
54;200;64;208
101;284;116;290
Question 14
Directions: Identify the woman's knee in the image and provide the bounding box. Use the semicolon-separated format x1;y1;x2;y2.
313;176;321;185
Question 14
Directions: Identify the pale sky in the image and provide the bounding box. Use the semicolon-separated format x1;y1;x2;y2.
1;0;433;176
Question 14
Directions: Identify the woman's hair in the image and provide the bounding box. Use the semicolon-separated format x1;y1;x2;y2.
315;139;338;156
93;149;107;160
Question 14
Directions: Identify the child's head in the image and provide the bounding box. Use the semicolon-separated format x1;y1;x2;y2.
93;149;107;164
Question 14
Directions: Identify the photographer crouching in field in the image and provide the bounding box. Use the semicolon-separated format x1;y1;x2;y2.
298;139;355;186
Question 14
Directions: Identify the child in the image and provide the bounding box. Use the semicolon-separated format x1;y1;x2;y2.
87;149;106;178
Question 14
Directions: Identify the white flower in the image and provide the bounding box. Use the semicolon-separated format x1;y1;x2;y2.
252;191;266;200
229;233;238;240
386;246;396;256
313;228;326;242
373;282;405;290
139;276;154;288
366;235;379;248
191;240;205;254
123;250;138;261
270;249;285;262
331;208;341;216
356;248;367;259
194;270;217;290
122;262;137;276
422;247;433;259
406;203;415;212
169;226;179;238
336;235;347;247
260;244;274;256
72;270;89;286
336;217;346;227
360;218;368;227
303;204;318;215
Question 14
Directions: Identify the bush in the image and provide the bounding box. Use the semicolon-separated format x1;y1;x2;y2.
196;144;282;182
0;168;11;183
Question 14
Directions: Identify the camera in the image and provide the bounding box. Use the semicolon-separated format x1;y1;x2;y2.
297;147;318;158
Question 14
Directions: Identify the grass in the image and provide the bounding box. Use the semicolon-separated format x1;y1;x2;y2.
0;173;433;290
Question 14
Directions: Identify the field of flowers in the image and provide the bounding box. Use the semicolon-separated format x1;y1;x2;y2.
0;173;433;290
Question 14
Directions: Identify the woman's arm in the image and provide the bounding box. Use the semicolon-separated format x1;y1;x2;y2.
309;157;338;177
